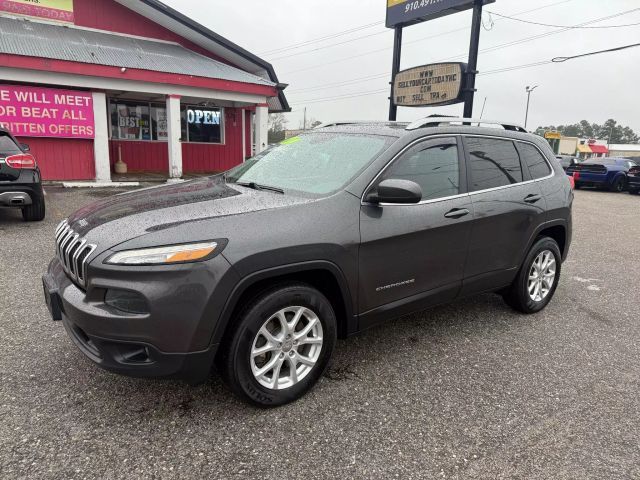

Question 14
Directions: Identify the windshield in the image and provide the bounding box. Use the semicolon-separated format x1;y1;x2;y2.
226;133;392;196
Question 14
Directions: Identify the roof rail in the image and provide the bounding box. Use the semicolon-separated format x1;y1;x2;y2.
406;117;528;133
316;120;405;129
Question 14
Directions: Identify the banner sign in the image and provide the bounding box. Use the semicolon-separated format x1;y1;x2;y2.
0;85;94;138
386;0;495;28
0;0;74;23
544;131;562;140
393;63;466;107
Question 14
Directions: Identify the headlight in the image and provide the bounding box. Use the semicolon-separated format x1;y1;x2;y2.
105;241;219;266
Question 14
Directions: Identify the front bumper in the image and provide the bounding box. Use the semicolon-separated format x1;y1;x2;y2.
43;253;238;383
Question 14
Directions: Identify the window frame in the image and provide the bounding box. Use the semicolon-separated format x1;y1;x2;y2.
107;98;225;145
364;135;468;206
461;135;555;195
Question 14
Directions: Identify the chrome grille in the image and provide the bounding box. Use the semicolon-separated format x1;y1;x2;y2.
55;220;97;288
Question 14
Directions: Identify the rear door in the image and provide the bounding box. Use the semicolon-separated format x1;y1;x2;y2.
0;132;23;181
461;136;547;295
358;136;473;327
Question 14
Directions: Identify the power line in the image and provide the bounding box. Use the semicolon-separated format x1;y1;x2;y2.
487;9;640;29
278;0;573;66
291;60;554;106
258;21;382;56
552;42;640;62
283;7;638;80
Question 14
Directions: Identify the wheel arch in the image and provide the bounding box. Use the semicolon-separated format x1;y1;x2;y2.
523;220;569;264
210;261;356;353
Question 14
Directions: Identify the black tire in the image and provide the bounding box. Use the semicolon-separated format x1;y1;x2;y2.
629;188;639;195
502;237;562;314
609;176;626;193
22;196;45;222
219;282;337;407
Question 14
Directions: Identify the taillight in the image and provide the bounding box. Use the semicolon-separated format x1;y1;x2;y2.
573;171;581;181
5;153;36;169
568;175;575;190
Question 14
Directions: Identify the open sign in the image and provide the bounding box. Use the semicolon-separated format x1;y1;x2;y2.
187;108;220;125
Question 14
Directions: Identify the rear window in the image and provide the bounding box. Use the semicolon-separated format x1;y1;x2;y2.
0;134;21;157
465;137;523;191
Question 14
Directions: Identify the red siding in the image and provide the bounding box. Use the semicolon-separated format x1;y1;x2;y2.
73;0;232;66
17;137;94;181
109;141;168;173
183;108;244;173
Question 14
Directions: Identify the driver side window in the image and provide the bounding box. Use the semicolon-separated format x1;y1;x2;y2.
382;138;460;201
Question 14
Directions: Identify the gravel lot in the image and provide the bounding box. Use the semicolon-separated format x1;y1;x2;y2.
1;186;639;479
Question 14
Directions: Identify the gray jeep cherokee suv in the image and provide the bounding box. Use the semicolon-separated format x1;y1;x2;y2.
43;118;573;406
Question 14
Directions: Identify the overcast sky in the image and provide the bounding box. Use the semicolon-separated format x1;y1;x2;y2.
163;0;640;134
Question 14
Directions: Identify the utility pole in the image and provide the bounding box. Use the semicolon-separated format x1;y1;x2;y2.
303;107;307;131
463;0;485;119
388;26;403;121
524;85;539;129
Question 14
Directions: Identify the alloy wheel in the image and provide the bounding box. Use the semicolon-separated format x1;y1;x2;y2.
250;306;323;390
528;250;557;302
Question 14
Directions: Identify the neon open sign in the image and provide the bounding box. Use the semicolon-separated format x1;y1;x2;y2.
187;108;220;125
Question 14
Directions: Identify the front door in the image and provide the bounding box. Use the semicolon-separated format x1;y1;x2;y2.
358;136;473;329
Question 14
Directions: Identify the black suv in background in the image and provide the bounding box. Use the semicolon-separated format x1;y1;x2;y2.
0;127;45;221
43;118;573;406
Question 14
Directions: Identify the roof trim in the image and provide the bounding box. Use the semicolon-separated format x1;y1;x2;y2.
138;0;290;112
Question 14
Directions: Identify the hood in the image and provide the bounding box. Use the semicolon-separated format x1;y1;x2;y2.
66;176;312;249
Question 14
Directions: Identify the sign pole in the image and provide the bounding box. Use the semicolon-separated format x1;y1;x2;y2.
463;0;484;118
388;26;403;121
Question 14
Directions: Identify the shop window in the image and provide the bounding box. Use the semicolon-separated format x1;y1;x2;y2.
110;101;151;140
185;106;223;143
151;105;168;141
109;100;224;143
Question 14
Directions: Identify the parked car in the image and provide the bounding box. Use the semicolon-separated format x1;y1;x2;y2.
566;157;638;192
0;127;45;221
628;164;640;194
43;118;573;406
556;155;580;171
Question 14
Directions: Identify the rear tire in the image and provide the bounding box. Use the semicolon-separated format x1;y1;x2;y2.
609;176;626;193
502;237;562;314
22;196;45;222
219;282;337;407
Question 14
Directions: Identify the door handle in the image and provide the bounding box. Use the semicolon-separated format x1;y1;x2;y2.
444;208;470;219
524;194;542;204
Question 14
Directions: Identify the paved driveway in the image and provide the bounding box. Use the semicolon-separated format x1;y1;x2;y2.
1;187;639;479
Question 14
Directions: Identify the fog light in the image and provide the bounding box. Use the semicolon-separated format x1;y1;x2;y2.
105;289;148;314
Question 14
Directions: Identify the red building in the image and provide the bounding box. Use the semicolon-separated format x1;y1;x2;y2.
0;0;289;182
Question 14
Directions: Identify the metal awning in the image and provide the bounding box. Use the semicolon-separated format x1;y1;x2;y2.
589;144;609;154
0;17;275;88
576;144;591;153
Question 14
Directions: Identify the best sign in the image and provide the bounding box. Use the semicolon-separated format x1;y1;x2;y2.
0;85;94;139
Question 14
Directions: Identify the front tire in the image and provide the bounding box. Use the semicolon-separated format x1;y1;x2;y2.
502;237;562;314
220;283;336;407
22;196;45;222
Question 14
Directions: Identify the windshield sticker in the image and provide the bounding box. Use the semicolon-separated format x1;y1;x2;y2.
280;136;301;145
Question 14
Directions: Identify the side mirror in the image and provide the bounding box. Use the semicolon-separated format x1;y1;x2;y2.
366;178;422;204
20;143;30;152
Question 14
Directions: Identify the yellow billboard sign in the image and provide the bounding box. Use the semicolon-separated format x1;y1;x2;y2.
0;0;74;23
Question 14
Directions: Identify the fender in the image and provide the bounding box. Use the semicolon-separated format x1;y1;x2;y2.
521;218;569;266
209;260;357;349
